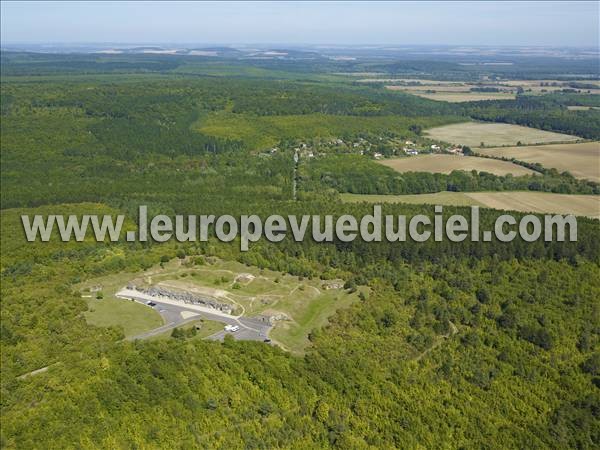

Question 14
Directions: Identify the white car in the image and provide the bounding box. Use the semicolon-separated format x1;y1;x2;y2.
224;324;240;332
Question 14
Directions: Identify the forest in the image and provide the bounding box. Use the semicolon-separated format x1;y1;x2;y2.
1;52;599;449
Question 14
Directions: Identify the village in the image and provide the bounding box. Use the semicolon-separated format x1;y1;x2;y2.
264;133;465;161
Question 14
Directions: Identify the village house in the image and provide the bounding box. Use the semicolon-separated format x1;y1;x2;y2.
448;146;464;155
322;281;344;290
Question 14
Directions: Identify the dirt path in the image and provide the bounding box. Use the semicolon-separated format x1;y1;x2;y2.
413;320;458;362
17;363;58;380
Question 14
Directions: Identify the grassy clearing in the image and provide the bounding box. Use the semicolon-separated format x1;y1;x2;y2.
194;111;455;150
79;270;164;337
477;142;600;182
378;154;535;176
341;192;600;218
82;258;364;353
424;121;581;147
84;296;163;338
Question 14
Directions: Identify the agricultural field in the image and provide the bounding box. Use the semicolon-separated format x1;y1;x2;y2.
566;106;600;111
424;121;581;147
341;191;485;207
477;142;600;181
79;257;364;353
409;91;515;102
381;79;600;99
500;79;600;95
378;154;535;176
342;191;600;218
386;84;515;102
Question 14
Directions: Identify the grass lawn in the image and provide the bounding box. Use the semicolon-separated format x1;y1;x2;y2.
84;296;163;338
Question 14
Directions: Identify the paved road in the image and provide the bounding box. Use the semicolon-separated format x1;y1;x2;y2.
117;291;271;342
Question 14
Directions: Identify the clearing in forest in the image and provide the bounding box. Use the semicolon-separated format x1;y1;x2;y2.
80;258;365;354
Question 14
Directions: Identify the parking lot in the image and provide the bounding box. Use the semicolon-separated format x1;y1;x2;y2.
117;289;272;342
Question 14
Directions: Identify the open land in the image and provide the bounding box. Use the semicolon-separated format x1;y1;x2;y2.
374;78;600;98
80;258;365;354
424;122;581;147
385;85;515;102
378;154;536;176
341;192;600;218
477;142;600;181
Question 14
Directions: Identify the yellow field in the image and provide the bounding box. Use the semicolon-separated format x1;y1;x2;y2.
567;106;599;111
381;79;600;101
378;154;535;176
386;85;515;102
341;192;600;218
412;91;514;102
478;142;600;182
342;192;485;207
424;122;581;147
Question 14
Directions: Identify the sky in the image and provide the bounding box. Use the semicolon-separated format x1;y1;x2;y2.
1;1;599;47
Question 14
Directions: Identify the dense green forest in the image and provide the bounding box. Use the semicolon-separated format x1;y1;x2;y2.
1;53;599;448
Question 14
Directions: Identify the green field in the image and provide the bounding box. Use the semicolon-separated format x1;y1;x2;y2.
195;111;454;150
84;296;163;338
79;270;164;338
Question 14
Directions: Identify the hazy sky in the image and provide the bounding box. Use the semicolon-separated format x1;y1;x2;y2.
1;1;598;47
